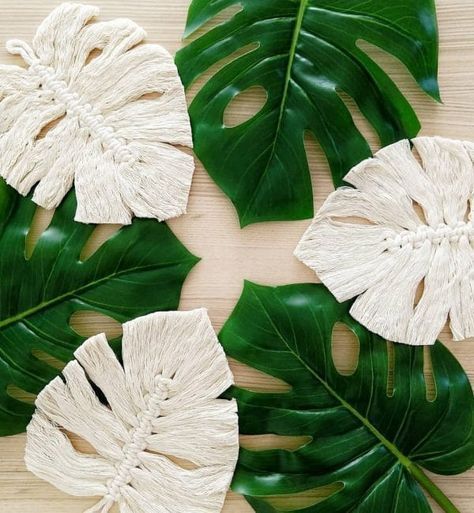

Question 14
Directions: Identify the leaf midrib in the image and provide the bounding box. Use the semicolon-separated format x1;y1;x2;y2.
251;288;414;470
241;0;309;221
274;0;308;146
238;0;417;222
0;261;183;331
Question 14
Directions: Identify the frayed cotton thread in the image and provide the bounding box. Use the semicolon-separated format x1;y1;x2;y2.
25;309;239;513
0;3;194;224
295;137;474;346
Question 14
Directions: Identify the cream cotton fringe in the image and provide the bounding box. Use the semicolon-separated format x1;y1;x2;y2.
296;137;474;346
25;309;239;513
0;3;194;224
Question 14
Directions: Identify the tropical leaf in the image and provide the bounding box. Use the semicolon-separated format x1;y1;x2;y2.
176;0;440;227
221;282;473;513
0;179;199;436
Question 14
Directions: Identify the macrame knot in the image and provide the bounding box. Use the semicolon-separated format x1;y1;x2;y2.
22;55;137;167
387;221;474;249
295;137;474;346
6;39;38;64
105;376;172;503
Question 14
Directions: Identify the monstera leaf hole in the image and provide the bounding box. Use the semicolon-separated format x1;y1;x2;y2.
241;434;313;453
259;483;345;511
183;3;244;40
224;86;268;128
25;205;123;263
69;311;123;339
229;357;291;393
25;206;54;259
423;346;437;402
31;350;65;371
7;385;36;405
386;341;395;397
333;321;436;400
186;42;260;101
303;130;332;206
331;322;359;376
7;350;66;408
79;224;122;261
336;90;380;153
356;39;441;103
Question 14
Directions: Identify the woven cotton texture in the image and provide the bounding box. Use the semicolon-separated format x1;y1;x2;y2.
296;137;474;346
25;309;238;513
0;3;194;224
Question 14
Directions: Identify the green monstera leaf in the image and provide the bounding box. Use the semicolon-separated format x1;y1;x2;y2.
176;0;440;227
0;180;199;436
221;282;473;513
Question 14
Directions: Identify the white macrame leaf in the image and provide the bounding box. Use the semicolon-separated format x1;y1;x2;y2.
25;309;239;513
0;3;194;224
295;136;474;346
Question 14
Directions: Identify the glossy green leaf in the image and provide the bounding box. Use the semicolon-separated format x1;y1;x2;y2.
176;0;440;227
221;282;473;513
0;180;199;436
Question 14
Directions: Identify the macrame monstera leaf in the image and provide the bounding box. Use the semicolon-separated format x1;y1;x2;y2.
176;0;439;226
221;282;474;513
296;137;474;346
0;179;198;436
26;309;239;513
0;2;194;224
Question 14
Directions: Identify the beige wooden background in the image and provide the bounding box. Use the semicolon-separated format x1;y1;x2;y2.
0;0;473;512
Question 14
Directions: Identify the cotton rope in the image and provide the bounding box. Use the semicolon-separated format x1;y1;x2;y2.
295;137;474;346
0;3;194;224
25;309;239;513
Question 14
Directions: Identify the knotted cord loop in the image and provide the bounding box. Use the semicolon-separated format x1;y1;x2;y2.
6;39;38;64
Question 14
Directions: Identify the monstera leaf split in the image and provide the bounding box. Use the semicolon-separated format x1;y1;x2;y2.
0;179;199;436
221;282;473;513
177;0;440;226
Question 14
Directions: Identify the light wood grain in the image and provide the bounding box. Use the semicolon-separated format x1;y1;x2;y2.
0;1;473;512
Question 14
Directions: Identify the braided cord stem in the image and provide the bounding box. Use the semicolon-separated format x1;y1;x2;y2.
387;221;474;249
7;39;135;165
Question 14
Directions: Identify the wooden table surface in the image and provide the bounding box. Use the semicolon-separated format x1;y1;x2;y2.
0;1;473;512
